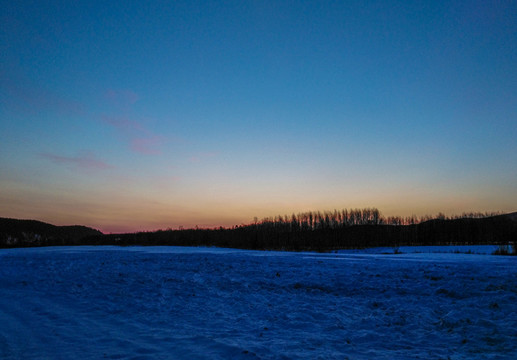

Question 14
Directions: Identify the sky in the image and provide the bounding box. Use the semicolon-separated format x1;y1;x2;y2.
1;0;516;233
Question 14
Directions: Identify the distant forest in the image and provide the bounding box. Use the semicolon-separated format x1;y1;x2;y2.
1;208;516;251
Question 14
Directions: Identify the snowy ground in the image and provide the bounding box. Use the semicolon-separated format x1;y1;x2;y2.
0;246;515;359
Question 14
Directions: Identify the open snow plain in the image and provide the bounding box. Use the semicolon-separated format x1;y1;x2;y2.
0;246;515;359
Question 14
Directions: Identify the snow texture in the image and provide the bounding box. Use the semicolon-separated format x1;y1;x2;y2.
0;246;516;359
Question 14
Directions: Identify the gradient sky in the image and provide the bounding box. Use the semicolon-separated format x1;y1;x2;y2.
1;1;516;233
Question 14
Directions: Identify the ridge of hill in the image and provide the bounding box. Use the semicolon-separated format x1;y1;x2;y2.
504;212;517;221
0;217;102;247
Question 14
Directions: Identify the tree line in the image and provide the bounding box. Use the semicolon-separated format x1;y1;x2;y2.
83;208;515;251
250;208;501;229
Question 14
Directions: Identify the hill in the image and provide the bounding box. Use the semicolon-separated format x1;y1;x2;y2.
0;218;102;248
505;211;517;221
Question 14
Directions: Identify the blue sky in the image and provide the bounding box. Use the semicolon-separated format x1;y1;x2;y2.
1;0;516;232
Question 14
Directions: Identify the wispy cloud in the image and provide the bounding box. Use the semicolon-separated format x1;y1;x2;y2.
41;152;113;170
102;115;163;155
131;136;163;155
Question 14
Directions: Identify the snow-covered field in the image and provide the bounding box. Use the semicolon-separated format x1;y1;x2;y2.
0;246;515;359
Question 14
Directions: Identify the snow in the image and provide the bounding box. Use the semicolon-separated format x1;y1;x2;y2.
0;246;516;359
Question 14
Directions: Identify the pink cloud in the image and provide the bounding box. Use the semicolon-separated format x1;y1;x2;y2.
41;152;113;170
102;115;164;155
101;87;167;156
130;136;163;155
